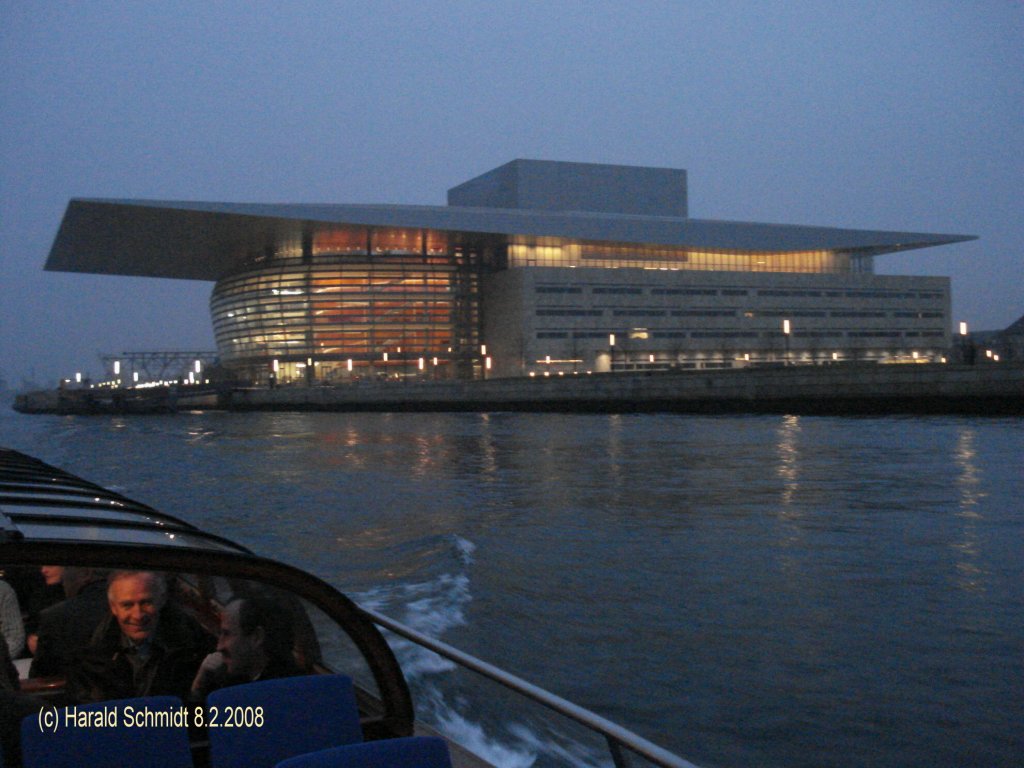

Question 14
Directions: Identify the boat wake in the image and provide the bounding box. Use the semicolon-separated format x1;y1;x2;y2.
357;535;612;768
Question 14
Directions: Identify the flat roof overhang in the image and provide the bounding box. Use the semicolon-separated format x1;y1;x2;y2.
46;199;977;282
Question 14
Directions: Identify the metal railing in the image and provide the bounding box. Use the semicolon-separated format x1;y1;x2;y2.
362;605;702;768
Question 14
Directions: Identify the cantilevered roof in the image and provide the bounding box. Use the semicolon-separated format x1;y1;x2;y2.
46;198;975;282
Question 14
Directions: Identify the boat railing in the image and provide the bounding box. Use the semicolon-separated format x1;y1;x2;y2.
361;605;701;768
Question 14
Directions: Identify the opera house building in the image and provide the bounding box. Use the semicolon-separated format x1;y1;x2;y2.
46;160;974;384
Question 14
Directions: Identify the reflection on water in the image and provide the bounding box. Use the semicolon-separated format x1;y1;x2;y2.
954;426;984;516
1;409;1022;768
775;414;802;507
952;426;986;594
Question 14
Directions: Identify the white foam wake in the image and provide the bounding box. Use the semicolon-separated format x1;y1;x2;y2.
358;535;609;768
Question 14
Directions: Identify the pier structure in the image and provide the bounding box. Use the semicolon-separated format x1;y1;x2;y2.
99;351;219;387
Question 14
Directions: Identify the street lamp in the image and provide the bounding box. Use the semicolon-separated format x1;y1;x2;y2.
782;319;792;365
958;321;972;364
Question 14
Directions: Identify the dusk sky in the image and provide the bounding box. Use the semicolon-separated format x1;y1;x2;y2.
2;2;1021;386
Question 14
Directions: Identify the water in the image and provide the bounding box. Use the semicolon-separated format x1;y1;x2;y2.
2;407;1021;767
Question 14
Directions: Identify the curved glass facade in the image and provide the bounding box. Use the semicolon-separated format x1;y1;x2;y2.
211;227;480;384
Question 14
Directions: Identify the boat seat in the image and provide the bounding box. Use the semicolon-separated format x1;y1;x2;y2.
19;695;193;768
206;674;362;768
273;736;453;768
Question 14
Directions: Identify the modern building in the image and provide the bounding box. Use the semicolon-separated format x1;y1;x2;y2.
46;160;974;384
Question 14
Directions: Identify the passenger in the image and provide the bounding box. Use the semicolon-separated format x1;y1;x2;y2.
190;593;299;698
0;637;42;768
23;565;66;655
29;567;109;678
0;578;25;659
67;570;211;702
39;565;65;591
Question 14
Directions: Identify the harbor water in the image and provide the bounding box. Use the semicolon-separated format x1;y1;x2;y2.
1;407;1021;767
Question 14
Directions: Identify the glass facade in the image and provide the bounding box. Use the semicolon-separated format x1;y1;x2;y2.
211;227;480;384
507;236;874;274
208;225;944;383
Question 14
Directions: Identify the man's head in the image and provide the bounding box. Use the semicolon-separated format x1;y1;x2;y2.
107;571;167;643
216;594;294;679
40;565;64;586
63;567;107;598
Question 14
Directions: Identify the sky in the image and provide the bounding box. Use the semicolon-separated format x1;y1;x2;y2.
2;1;1021;386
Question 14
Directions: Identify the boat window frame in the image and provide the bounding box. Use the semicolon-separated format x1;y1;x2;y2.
0;539;415;741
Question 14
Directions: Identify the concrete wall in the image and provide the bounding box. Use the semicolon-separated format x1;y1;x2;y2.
482;266;951;377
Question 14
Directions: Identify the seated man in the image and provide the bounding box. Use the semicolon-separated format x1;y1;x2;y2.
68;570;211;702
0;578;24;660
191;593;299;699
0;637;43;767
21;565;66;656
29;567;109;679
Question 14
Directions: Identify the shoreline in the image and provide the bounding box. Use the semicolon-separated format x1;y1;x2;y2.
13;363;1024;417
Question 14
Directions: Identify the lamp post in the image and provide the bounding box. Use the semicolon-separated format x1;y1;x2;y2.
782;319;792;365
609;333;616;373
958;321;973;364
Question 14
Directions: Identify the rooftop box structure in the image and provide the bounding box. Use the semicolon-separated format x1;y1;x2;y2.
448;159;688;217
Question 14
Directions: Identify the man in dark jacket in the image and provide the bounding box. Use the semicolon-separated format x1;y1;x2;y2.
68;570;211;703
190;592;299;699
29;567;110;679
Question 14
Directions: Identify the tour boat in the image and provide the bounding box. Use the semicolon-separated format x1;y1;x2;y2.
0;447;698;768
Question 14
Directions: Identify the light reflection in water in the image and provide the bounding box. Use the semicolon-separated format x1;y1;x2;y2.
952;426;987;593
773;415;806;575
778;415;802;512
478;413;498;480
605;413;625;502
775;414;801;508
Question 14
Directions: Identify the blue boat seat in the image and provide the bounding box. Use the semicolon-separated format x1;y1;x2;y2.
206;674;362;768
273;736;453;768
19;695;193;768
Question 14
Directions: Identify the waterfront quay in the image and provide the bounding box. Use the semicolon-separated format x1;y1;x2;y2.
225;362;1024;415
15;363;1023;417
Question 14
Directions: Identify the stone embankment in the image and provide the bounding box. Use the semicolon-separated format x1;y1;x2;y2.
226;363;1024;415
13;364;1022;416
13;386;217;415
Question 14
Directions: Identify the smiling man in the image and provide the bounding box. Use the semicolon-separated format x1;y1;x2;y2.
68;571;211;703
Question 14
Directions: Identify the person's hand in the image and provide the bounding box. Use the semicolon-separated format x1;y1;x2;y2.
191;651;226;693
